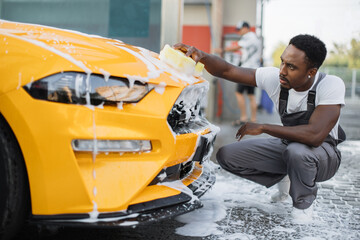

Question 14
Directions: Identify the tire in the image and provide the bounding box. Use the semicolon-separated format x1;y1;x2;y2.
0;115;30;240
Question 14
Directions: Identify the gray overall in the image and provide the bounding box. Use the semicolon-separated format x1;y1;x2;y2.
216;73;344;209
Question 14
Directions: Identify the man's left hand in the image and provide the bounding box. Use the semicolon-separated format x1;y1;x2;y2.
236;122;264;141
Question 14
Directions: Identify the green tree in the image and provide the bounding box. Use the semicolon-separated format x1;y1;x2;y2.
325;42;349;67
348;38;360;68
324;35;360;68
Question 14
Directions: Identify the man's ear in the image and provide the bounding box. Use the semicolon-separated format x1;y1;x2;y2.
308;68;318;78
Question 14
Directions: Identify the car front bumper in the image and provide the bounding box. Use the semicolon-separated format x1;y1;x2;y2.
1;86;218;222
31;160;216;227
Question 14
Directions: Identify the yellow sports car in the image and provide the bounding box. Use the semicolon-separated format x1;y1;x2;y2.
0;20;218;239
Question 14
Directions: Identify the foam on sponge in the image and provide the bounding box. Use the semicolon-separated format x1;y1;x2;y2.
159;44;204;77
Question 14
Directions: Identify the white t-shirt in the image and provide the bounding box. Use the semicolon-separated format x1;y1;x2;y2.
237;32;261;68
255;67;346;140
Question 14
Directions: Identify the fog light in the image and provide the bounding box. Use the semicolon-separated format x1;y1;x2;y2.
72;139;152;152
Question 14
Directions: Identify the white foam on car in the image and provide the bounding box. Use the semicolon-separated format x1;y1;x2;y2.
88;201;99;220
1;32;92;74
100;68;110;82
110;43;162;83
2;31;103;221
0;19;110;43
158;180;199;204
90;111;99;219
2;23;217;226
150;81;167;95
65;212;140;224
182;123;219;166
117;102;123;110
137;46;200;85
1;31;96;108
17;72;22;89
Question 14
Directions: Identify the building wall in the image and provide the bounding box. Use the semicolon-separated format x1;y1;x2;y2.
182;0;257;53
0;0;162;52
184;4;209;25
223;0;257;26
182;4;211;52
160;0;183;49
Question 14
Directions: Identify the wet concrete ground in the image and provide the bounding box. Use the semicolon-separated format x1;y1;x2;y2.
21;100;360;240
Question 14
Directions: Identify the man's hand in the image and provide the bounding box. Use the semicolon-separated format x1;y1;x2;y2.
173;43;205;63
225;45;241;52
173;43;257;87
235;105;341;147
213;47;223;54
236;122;264;141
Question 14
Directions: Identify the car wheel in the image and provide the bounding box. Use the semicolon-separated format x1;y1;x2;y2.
0;115;30;240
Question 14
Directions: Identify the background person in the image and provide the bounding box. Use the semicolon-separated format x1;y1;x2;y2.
221;21;261;125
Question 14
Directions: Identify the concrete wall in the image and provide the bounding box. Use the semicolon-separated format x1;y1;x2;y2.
183;0;256;26
223;0;257;26
1;0;162;52
184;4;209;25
161;0;183;49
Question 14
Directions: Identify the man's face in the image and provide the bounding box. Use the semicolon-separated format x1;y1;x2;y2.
236;27;246;36
279;44;315;91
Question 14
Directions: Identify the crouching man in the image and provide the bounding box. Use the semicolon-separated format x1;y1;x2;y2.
174;34;346;223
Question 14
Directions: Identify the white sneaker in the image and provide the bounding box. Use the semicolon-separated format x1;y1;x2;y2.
270;175;290;203
291;205;313;224
270;191;289;203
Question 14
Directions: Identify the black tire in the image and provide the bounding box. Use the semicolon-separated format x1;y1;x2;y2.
0;115;30;240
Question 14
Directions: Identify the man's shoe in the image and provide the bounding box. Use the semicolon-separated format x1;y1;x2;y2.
270;175;290;203
270;191;289;203
291;205;313;224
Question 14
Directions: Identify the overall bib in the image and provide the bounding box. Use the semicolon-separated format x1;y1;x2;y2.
279;72;346;146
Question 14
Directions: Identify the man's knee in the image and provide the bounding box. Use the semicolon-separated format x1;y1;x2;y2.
283;143;317;169
216;146;228;167
217;145;240;170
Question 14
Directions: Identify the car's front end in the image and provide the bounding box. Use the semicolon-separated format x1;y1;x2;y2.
0;20;218;230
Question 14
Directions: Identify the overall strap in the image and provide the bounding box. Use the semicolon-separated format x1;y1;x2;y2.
279;72;326;116
307;72;326;112
279;87;289;116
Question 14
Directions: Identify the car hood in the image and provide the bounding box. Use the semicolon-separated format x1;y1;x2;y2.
0;20;203;93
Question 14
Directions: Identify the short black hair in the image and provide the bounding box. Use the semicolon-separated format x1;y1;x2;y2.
242;22;250;29
236;21;250;30
289;34;327;69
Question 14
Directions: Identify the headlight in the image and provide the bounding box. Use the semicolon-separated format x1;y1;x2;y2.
24;72;153;105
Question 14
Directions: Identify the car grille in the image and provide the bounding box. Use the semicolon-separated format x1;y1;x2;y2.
167;82;210;134
149;161;194;186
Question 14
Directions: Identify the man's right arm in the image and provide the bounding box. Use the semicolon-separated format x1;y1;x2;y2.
173;43;257;87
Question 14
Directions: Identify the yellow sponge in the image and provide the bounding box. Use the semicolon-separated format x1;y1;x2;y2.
194;61;205;77
159;44;204;77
